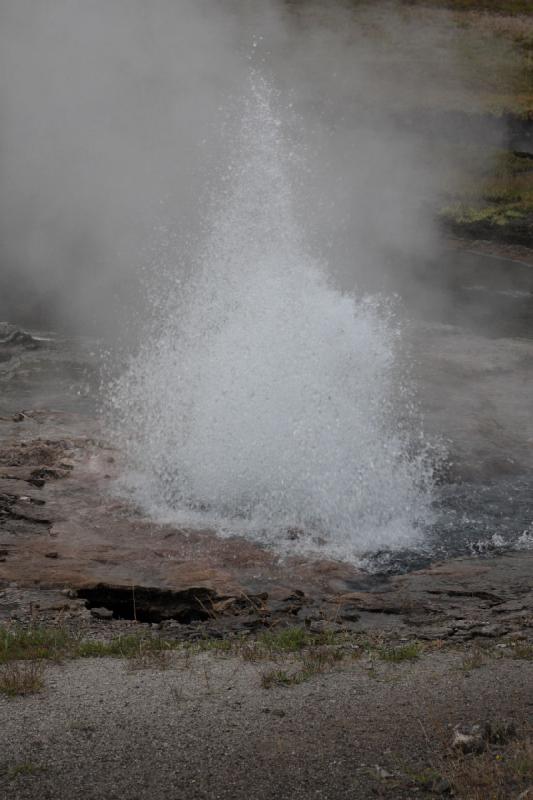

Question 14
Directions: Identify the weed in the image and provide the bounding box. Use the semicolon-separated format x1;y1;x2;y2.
170;685;185;703
445;737;533;800
261;669;298;689
76;634;177;661
378;642;421;663
0;661;44;697
126;648;171;672
7;762;44;780
258;626;342;654
259;626;313;653
507;642;533;660
0;626;71;663
462;647;486;671
407;768;443;789
260;643;346;689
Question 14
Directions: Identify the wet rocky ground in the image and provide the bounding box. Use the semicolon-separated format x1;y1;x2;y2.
0;348;531;645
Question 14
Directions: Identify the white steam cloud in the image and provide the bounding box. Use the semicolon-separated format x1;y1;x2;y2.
0;1;502;331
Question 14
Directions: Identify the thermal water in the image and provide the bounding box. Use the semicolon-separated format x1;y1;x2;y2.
111;74;435;562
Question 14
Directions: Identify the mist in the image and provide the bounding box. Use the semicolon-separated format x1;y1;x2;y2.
0;0;506;334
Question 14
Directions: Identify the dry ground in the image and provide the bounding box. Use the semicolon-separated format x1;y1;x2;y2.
0;629;532;800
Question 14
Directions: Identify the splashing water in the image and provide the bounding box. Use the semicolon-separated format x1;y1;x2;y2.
111;74;435;562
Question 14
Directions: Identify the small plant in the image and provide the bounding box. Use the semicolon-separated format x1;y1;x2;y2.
76;634;176;661
0;626;72;663
261;669;299;689
377;642;421;663
462;647;486;672
0;661;44;697
507;642;533;661
7;762;44;780
259;627;313;653
445;737;533;800
260;645;345;689
408;768;444;789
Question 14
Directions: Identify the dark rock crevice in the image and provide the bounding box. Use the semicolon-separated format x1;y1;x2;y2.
77;584;219;624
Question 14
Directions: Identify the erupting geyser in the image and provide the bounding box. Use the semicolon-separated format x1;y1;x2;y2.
111;73;435;562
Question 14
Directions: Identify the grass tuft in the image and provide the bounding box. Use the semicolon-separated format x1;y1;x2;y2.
446;737;533;800
76;634;177;662
462;647;487;671
0;661;44;697
377;642;421;663
6;762;44;780
507;642;533;660
0;626;72;663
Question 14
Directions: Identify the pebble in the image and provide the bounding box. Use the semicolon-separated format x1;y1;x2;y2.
90;606;114;620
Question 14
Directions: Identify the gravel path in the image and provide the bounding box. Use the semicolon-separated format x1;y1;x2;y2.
1;648;532;799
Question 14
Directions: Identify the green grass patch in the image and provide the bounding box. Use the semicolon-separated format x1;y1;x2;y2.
0;626;72;663
378;642;422;663
76;633;179;660
258;625;342;653
507;642;533;660
260;641;347;689
0;661;44;697
461;647;487;671
6;763;44;780
259;626;314;652
404;0;533;16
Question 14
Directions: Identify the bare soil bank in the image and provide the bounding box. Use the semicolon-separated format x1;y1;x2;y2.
1;642;532;800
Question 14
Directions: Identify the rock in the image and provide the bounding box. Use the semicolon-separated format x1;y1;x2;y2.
261;707;285;717
90;606;114;620
476;623;508;638
286;528;303;541
299;606;322;623
417;627;453;640
493;600;528;614
374;765;393;779
452;725;484;754
434;778;452;795
452;620;480;631
338;605;361;622
4;329;40;349
329;591;406;614
309;620;344;635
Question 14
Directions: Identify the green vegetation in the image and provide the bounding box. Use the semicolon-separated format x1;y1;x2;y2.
507;642;533;660
377;642;421;663
0;662;44;697
342;1;533;115
5;763;44;780
445;737;533;799
257;626;339;653
76;634;174;659
407;767;446;790
439;147;533;243
406;1;533;16
0;626;71;663
461;647;488;671
260;646;345;689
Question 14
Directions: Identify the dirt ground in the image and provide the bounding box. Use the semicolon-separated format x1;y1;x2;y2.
0;639;532;800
